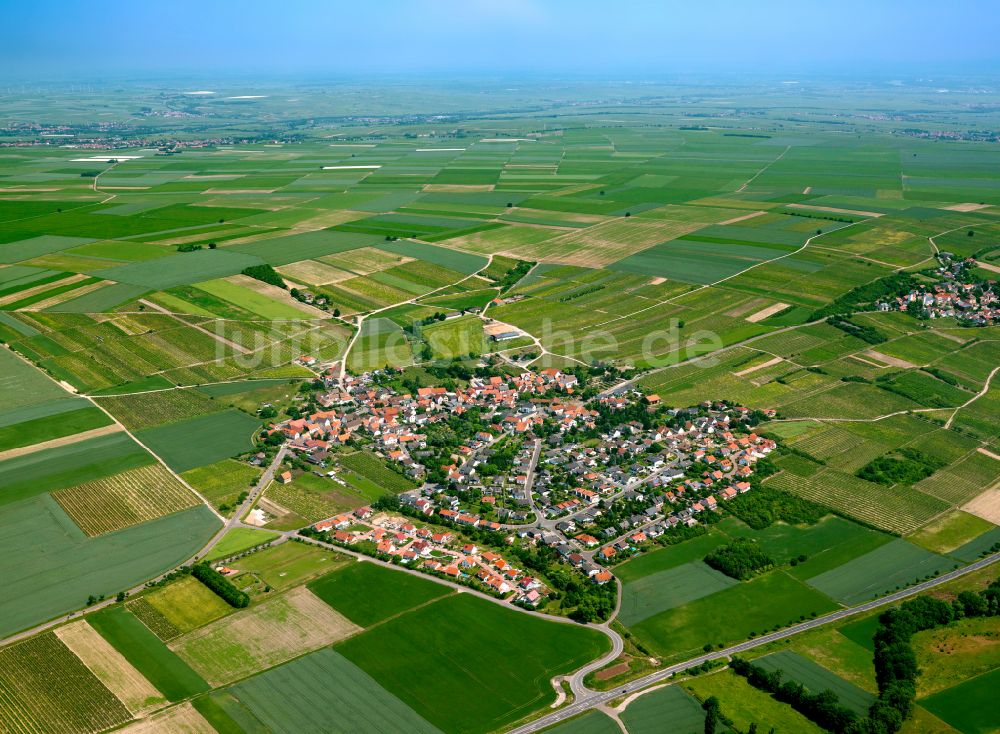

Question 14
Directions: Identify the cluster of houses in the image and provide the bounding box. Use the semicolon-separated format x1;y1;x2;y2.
879;254;998;325
268;367;588;485
273;364;778;602
313;508;548;607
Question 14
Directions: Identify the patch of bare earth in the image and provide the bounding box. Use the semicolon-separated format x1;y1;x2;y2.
864;350;918;369
745;302;790;323
963;485;1000;524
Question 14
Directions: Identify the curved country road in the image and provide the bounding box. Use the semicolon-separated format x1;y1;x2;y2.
505;548;1000;733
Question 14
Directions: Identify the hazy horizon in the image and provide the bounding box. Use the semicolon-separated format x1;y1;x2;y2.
3;0;1000;80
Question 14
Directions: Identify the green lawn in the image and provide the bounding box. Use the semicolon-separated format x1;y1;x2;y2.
336;593;610;734
308;561;452;627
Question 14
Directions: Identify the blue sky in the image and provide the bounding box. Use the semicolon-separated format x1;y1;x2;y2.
3;0;999;78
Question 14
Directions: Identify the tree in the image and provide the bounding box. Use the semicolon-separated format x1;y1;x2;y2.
703;696;721;734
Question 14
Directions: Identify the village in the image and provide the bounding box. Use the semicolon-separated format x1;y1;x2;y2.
260;361;777;616
879;252;999;324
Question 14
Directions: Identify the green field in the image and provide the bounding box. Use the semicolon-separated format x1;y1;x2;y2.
0;405;111;452
229;648;442;733
805;538;958;605
684;669;826;734
921;667;1000;734
137;409;261;473
753;650;877;715
618;560;738;626
206;527;280;561
182;458;261;513
336;593;610;734
308;560;453;626
630;571;840;660
143;576;233;634
89;604;210;701
338;450;418;493
614;531;730;584
227;540;349;592
0;431;153;506
619;685;706;734
0;500;220;637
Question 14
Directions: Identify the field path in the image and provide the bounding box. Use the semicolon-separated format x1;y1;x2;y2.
140;299;252;355
736;145;790;193
945;363;1000;429
339;253;495;383
0;422;122;462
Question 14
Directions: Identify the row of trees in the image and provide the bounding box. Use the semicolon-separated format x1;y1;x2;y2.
732;574;1000;733
192;562;250;608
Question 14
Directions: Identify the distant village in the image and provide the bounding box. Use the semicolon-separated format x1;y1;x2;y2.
879;253;999;325
262;362;777;614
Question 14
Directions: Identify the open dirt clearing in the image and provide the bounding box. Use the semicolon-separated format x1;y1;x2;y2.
746;302;790;323
963;485;1000;525
55;620;166;715
942;203;991;212
864;350;918;369
719;210;766;225
787;203;884;218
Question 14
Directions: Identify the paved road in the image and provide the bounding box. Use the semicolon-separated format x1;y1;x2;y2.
505;549;1000;733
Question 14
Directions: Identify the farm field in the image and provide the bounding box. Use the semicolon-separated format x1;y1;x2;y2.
170;586;360;686
336;593;610;734
308;560;452;626
752;650;876;715
136;410;261;473
629;571;840;661
0;631;132;734
88;605;210;701
228;648;442;734
618;685;706;734
4;78;1000;734
52;463;199;536
0;500;220;638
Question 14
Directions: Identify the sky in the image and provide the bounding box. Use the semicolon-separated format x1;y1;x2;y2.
2;0;1000;80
